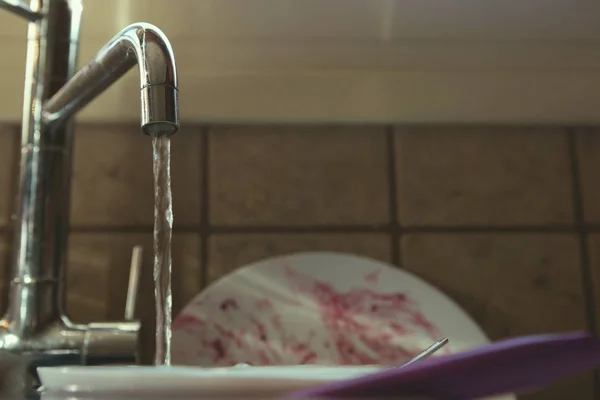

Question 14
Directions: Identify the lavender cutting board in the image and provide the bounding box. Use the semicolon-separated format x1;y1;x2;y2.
288;331;600;399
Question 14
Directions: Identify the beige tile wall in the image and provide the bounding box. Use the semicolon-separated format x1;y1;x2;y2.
0;123;598;399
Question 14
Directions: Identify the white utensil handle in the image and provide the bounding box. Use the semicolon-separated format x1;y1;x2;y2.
125;245;143;320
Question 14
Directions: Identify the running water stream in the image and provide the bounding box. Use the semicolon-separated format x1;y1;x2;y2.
152;134;174;366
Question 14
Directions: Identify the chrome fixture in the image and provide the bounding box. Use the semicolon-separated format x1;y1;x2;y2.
0;0;179;374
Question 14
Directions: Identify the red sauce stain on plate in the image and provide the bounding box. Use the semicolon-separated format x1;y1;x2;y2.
173;265;447;366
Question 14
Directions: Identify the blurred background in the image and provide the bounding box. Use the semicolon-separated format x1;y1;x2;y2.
1;1;600;399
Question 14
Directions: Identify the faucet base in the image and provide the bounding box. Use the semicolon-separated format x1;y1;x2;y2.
0;317;141;380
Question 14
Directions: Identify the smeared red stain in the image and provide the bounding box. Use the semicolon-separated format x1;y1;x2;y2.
282;266;449;364
363;270;381;285
270;315;282;330
220;298;238;311
300;352;317;364
172;265;448;367
210;339;226;360
251;317;268;341
395;293;407;301
172;314;205;329
290;343;305;353
215;323;243;348
192;298;204;307
256;298;273;310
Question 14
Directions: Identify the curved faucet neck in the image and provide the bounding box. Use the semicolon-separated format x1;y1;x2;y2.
0;0;179;370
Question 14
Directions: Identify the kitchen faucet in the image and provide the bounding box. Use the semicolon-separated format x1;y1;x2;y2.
0;0;179;375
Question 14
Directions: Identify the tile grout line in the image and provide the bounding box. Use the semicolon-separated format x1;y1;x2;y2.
566;128;599;395
567;129;598;333
198;126;210;290
386;126;401;266
6;224;593;234
401;225;578;233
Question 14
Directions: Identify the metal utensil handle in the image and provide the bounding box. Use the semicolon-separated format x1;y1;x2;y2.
403;337;449;367
125;245;143;320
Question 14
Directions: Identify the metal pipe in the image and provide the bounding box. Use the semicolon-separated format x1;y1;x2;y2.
43;22;180;136
7;0;82;336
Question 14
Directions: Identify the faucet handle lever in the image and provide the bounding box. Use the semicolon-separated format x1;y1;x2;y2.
125;245;143;321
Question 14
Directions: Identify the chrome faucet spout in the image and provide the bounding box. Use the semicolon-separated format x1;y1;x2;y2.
43;23;180;136
0;0;180;383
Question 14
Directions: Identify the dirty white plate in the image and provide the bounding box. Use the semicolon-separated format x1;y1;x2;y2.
39;252;513;399
38;364;384;397
171;252;515;399
38;364;513;399
173;251;490;366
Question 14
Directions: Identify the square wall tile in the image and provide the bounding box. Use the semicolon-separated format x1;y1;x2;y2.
66;235;113;322
395;127;573;227
587;234;600;395
67;233;202;363
208;233;391;283
401;233;591;399
209;126;389;226
70;124;202;227
401;233;586;338
576;129;600;223
0;125;17;228
586;234;600;326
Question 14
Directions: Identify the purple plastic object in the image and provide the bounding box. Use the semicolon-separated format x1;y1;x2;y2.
287;331;600;399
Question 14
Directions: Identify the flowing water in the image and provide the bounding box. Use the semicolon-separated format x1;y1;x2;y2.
152;134;174;366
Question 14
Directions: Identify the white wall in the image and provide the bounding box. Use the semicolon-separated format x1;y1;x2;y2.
1;0;600;124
